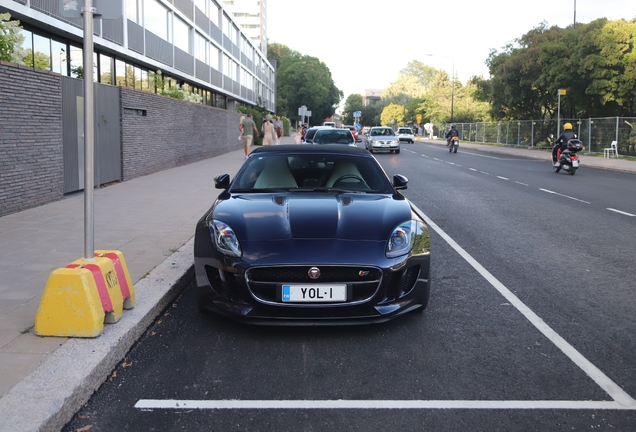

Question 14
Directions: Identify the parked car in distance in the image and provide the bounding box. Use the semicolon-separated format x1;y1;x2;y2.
396;127;415;144
302;126;332;144
343;125;360;141
312;128;356;146
194;145;431;325
323;121;336;127
365;127;400;154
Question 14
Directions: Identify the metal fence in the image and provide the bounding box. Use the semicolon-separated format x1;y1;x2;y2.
436;117;636;156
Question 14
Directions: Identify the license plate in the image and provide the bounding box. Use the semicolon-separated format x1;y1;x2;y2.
572;160;579;167
282;284;346;302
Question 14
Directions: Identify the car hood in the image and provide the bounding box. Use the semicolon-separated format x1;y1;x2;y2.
212;192;411;242
368;135;398;140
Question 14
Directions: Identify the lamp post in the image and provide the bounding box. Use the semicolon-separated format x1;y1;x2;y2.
427;53;455;123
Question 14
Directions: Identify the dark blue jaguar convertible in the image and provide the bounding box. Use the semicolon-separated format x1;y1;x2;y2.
193;145;431;325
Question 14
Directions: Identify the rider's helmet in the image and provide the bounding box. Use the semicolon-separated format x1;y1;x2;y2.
563;122;573;130
451;124;456;129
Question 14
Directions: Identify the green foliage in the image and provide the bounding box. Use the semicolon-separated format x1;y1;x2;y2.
150;70;203;103
268;43;343;126
0;13;21;62
341;94;363;125
380;103;405;127
484;18;636;119
22;49;51;70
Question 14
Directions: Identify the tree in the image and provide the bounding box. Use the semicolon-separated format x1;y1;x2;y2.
380;103;405;127
23;49;51;70
482;18;636;120
341;94;363;125
0;12;22;62
274;49;342;125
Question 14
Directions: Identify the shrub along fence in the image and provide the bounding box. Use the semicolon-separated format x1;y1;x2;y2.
437;117;636;156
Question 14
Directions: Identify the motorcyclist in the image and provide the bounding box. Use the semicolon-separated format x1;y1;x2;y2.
553;123;577;165
445;124;459;146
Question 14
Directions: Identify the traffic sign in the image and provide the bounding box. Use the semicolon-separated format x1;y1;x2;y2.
353;111;362;118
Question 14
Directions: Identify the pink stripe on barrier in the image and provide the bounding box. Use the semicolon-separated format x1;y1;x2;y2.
96;253;131;299
66;263;114;312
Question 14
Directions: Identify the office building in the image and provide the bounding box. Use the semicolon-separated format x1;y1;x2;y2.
0;0;275;112
221;0;267;57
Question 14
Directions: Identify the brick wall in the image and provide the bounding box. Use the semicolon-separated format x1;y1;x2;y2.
120;88;243;181
0;61;64;216
0;62;244;216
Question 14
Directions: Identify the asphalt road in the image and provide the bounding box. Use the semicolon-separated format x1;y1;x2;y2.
63;142;636;431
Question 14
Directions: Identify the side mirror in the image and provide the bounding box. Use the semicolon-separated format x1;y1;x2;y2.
393;174;408;190
214;174;230;189
549;134;554;139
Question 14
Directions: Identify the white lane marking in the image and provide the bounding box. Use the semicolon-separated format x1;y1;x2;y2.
412;206;636;408
539;188;590;204
607;208;636;217
469;168;478;171
480;171;489;175
515;181;529;186
135;399;634;410
421;154;430;158
497;176;509;180
458;151;507;160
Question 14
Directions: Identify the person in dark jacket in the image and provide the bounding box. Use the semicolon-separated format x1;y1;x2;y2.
553;122;577;165
445;124;459;146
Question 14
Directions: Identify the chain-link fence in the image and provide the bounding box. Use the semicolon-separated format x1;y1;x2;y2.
435;117;636;156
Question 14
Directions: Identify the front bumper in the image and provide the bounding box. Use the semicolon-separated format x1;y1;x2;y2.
194;254;430;326
368;140;400;151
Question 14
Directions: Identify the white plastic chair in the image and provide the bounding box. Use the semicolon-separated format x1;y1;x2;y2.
603;141;619;158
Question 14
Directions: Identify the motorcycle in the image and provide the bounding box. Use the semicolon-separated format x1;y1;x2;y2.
448;136;459;153
551;135;583;175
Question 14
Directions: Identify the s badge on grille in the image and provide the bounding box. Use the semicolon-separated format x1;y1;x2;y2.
308;267;321;280
359;270;369;277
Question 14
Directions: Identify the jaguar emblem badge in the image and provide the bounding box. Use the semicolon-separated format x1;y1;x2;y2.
308;267;321;280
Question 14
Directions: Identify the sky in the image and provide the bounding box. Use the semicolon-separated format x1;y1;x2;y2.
267;0;636;111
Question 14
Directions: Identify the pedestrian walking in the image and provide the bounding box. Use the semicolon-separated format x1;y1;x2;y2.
261;114;276;146
242;113;258;158
274;116;283;145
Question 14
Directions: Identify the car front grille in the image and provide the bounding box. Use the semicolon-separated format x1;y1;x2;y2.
246;265;381;305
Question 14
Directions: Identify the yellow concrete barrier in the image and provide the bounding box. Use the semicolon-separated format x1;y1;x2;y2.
34;250;134;337
95;250;135;309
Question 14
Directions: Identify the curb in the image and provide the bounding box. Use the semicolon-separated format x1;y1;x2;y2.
0;238;195;432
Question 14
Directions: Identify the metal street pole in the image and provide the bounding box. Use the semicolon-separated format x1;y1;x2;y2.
83;0;96;261
426;54;455;123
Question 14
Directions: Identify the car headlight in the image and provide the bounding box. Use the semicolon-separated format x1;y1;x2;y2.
209;220;242;257
386;220;417;258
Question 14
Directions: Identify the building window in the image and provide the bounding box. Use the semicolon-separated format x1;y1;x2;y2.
126;0;141;24
194;0;206;14
145;0;170;41
210;1;220;27
195;32;207;63
173;16;191;53
99;53;114;84
210;44;219;70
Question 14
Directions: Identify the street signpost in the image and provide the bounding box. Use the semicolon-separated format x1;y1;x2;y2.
557;89;566;136
58;0;122;260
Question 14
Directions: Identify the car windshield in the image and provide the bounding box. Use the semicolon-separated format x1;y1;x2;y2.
370;128;395;137
313;130;354;145
231;153;394;193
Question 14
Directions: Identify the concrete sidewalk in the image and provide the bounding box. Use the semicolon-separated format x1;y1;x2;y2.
0;135;633;431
